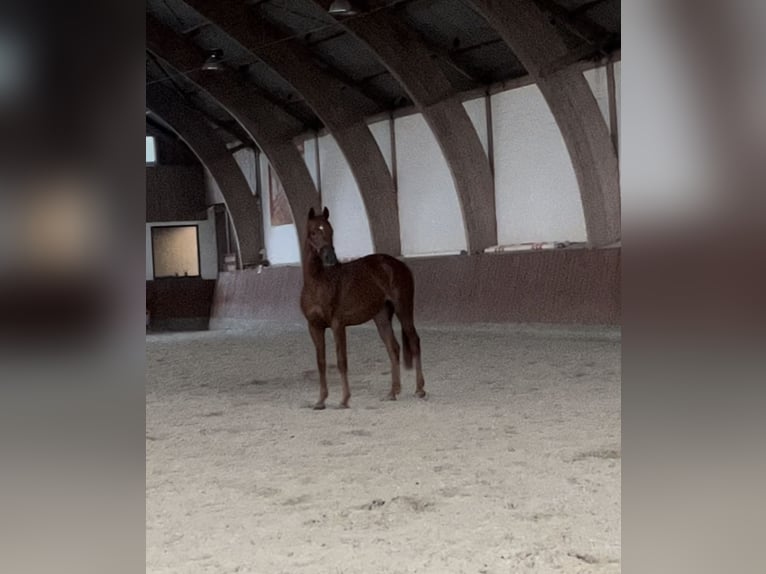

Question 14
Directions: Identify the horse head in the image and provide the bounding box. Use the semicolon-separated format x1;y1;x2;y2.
306;207;338;267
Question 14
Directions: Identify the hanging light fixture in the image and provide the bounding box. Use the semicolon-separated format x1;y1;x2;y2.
202;49;224;71
328;0;358;16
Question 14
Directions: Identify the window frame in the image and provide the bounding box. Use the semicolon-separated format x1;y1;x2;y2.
150;224;202;279
146;135;157;165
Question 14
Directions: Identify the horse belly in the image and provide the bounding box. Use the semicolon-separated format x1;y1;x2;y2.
339;293;386;326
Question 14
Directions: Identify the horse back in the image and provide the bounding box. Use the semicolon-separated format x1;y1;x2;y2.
338;256;411;316
347;254;413;290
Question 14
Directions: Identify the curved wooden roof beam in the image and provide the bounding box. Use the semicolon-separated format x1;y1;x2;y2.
147;15;319;251
146;83;264;267
466;0;620;246
182;0;402;255
316;2;497;252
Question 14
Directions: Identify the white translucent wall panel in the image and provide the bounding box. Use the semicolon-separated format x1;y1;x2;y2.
233;148;257;194
492;84;587;244
259;153;300;265
395;113;465;255
317;134;373;259
300;136;319;188
203;167;224;206
584;65;610;128
463;97;489;155
369;119;393;172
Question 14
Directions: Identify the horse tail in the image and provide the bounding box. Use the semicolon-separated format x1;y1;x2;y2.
401;327;413;370
393;258;417;370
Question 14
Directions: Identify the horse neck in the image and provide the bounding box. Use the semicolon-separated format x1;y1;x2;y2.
302;242;324;283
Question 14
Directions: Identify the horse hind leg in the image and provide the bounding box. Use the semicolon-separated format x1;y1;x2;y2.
396;303;425;398
403;321;425;398
374;305;401;400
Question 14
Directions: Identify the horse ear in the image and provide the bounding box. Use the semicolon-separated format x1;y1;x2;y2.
308;207;315;219
322;206;330;220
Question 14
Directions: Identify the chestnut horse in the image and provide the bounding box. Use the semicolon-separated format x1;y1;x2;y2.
300;207;425;409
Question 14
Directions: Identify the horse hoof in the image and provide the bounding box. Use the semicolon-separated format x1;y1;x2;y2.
386;393;397;401
339;402;350;409
416;390;426;398
313;402;326;410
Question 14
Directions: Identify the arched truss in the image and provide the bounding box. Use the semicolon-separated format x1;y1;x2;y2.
149;0;619;254
184;0;402;255
326;4;498;252
466;0;621;246
147;15;319;252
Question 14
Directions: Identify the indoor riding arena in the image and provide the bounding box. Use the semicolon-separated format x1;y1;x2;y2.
146;1;621;572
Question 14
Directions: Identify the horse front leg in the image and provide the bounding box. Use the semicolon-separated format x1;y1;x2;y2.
309;323;328;410
332;323;351;408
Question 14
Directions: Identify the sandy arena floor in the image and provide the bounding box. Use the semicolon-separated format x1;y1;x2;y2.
146;322;621;573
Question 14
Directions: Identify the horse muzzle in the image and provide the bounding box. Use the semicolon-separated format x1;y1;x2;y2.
320;246;338;267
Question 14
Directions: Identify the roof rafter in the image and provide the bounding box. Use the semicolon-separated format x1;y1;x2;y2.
180;0;402;255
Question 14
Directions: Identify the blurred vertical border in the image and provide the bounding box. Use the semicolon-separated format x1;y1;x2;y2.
0;2;145;573
623;1;766;573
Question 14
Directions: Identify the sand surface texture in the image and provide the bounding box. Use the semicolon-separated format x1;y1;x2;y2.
147;323;620;573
